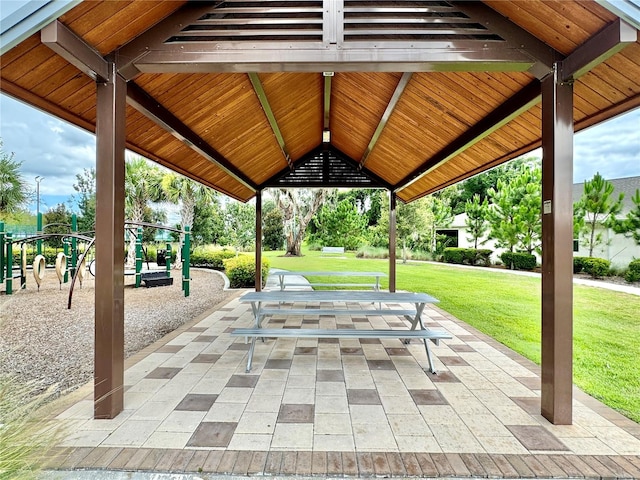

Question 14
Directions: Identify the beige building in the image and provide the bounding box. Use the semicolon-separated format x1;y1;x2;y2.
442;175;640;269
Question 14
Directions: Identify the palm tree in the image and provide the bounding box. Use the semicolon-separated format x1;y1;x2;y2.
124;157;165;267
161;172;217;266
0;142;32;216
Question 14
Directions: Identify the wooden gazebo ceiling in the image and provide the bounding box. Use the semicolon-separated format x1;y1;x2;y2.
1;1;639;202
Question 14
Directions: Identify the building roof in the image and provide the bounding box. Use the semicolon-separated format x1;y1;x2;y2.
1;1;640;203
573;175;640;214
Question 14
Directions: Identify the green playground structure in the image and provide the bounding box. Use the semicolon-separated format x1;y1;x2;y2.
0;218;191;305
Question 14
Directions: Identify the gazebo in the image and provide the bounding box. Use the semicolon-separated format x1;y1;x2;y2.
1;0;639;427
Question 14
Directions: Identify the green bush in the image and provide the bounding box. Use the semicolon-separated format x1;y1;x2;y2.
224;255;270;288
573;256;588;274
443;247;465;264
443;248;493;266
191;248;235;270
625;259;640;283
501;251;536;271
356;246;388;259
581;257;610;278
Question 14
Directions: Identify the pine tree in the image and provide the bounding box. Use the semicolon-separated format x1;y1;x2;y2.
464;194;488;249
574;172;624;257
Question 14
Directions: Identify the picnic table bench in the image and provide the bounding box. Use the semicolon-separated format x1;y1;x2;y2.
321;246;345;256
269;270;386;291
231;290;450;374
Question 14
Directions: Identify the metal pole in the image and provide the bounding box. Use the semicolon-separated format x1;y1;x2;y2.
35;176;43;255
6;234;12;295
165;242;171;278
63;240;70;283
541;62;574;425
37;213;43;256
71;214;78;278
135;227;142;288
182;226;190;297
0;221;4;284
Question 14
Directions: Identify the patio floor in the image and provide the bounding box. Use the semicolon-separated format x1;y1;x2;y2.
44;291;640;478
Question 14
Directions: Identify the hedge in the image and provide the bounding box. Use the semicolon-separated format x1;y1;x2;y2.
190;249;235;270
443;248;492;266
625;259;640;283
573;256;589;274
500;251;537;271
223;255;270;288
579;257;610;278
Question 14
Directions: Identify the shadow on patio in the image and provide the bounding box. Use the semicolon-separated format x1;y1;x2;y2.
44;293;640;478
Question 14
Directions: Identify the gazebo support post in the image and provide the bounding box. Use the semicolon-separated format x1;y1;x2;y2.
389;191;397;293
94;61;126;419
255;190;263;292
540;62;574;425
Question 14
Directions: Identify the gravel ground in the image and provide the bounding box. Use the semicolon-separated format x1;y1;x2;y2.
0;268;235;399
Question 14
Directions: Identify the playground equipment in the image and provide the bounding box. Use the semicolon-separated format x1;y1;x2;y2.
0;218;191;307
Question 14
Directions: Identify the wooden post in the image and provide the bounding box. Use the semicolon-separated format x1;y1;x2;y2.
541;62;574;425
389;191;397;292
94;61;126;419
255;190;263;292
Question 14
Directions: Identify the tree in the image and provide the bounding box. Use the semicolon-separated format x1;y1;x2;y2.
192;196;226;247
310;199;368;250
263;200;284;251
574;172;624;257
274;189;326;256
487;162;542;255
430;195;454;253
225;200;255;251
0;141;32;216
612;189;640;246
43;203;72;248
125;157;165;267
465;194;488;249
72;167;96;233
373;195;434;262
162;172;217;266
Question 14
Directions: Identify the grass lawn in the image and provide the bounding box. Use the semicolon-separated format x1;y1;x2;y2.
263;249;640;423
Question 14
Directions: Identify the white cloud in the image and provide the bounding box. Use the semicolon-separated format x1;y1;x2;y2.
574;108;640;182
0;95;96;198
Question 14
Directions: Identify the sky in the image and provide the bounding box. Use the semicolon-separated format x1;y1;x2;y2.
0;0;638;213
1;91;639;215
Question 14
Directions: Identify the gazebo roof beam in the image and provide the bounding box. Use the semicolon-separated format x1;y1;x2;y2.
450;1;563;79
360;72;412;170
126;82;258;192
561;18;637;82
115;2;219;80
41;20;109;82
395;80;541;193
248;73;292;170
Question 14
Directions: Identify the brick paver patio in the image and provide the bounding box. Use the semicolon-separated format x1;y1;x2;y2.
44;292;640;478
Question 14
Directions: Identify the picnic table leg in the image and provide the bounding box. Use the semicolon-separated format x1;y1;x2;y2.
279;274;285;291
406;302;438;374
246;336;257;372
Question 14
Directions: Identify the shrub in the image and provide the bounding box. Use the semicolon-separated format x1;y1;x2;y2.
356;246;388;259
581;257;610;278
224;255;270;288
501;252;536;271
443;247;465;264
573;256;588;274
443;248;493;266
625;259;640;283
191;248;235;270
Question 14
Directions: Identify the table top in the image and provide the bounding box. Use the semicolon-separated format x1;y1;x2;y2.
240;290;438;304
270;271;387;277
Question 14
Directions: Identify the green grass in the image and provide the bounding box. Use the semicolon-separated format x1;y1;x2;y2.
263;249;640;422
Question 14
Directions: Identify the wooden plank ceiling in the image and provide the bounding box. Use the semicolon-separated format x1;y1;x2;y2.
1;0;639;203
